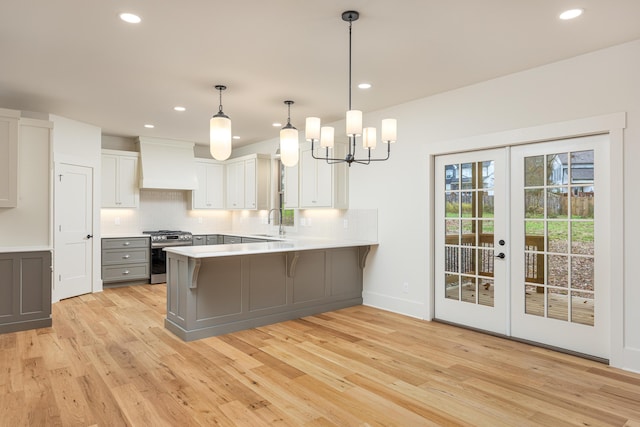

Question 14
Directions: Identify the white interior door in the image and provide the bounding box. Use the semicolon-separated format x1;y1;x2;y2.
55;162;93;300
435;134;610;359
510;135;609;359
434;148;508;335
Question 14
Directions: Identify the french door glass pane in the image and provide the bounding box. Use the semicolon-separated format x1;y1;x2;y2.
479;278;494;307
548;221;568;253
524;155;544;186
443;161;495;307
522;150;595;326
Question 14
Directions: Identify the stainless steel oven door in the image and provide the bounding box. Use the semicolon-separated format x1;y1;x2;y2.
150;247;167;284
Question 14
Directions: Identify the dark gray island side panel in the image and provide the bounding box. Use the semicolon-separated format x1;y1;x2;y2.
0;251;52;334
165;246;369;341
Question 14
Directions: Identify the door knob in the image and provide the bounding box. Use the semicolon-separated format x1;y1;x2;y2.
495;252;506;259
86;234;93;239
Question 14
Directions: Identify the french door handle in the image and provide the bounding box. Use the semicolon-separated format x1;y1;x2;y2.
86;234;93;239
495;252;506;259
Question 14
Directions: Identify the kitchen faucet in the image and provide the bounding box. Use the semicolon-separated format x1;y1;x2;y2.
267;207;285;237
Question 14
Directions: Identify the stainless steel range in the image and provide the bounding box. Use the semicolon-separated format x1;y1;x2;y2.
143;230;193;284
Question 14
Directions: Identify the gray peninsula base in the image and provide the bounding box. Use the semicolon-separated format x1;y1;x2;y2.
165;246;370;341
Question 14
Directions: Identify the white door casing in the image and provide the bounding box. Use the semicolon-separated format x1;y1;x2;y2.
55;162;93;300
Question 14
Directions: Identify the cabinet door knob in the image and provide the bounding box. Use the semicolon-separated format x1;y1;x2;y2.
124;242;130;246
123;254;130;259
123;270;130;275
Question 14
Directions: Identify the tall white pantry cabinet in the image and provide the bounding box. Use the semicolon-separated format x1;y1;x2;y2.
0;109;19;208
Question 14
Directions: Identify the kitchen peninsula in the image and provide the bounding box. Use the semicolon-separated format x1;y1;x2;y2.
163;238;375;341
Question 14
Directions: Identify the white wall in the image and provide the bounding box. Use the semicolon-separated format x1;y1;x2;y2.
356;39;640;371
50;115;102;298
240;39;640;371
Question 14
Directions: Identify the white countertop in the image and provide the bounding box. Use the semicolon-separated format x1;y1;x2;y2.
101;233;150;239
164;237;377;258
0;246;53;253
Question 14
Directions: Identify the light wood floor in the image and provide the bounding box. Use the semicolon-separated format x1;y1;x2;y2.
1;285;639;426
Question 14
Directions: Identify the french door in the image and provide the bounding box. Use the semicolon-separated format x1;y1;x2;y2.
434;134;610;359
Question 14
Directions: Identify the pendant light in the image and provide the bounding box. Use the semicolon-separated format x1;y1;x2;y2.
304;11;397;166
210;84;232;161
279;100;299;167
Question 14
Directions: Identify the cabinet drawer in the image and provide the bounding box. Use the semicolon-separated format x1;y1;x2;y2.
241;237;268;243
102;237;149;250
102;248;149;265
193;235;207;246
223;235;242;244
207;235;223;245
102;263;149;282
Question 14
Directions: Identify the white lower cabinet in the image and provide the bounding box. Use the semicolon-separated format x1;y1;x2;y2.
225;154;270;210
191;160;224;209
101;150;139;208
299;142;348;209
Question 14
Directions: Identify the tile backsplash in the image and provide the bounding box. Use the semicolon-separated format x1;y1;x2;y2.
101;189;378;242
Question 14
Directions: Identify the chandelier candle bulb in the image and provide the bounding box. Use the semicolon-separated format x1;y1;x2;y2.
363;127;377;149
320;126;335;148
346;110;363;136
381;118;397;143
305;117;321;141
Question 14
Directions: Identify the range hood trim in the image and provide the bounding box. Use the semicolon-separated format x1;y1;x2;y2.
137;137;199;190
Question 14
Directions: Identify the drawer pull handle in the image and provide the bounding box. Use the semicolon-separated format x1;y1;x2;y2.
123;270;130;275
123;255;130;259
124;242;131;246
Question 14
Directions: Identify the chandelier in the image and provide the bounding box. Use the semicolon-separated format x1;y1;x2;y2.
305;11;397;166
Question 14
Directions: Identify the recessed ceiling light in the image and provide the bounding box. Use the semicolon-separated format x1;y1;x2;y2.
272;122;282;127
144;124;154;129
358;83;372;89
559;9;584;20
119;13;141;24
174;106;186;112
232;136;240;140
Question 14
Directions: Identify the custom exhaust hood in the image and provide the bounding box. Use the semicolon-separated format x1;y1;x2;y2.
136;137;199;190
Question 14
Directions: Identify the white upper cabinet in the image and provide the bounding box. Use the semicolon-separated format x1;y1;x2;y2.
191;160;224;209
101;150;139;208
299;141;348;209
225;154;270;210
283;162;299;209
0;110;19;208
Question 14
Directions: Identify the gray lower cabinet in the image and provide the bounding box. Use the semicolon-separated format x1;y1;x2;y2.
0;251;52;334
101;237;150;284
207;235;223;245
193;235;223;246
240;237;268;243
194;234;270;246
165;246;369;341
222;235;242;244
192;235;207;246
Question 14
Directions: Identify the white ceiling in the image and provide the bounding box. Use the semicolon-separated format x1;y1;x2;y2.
1;1;640;148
